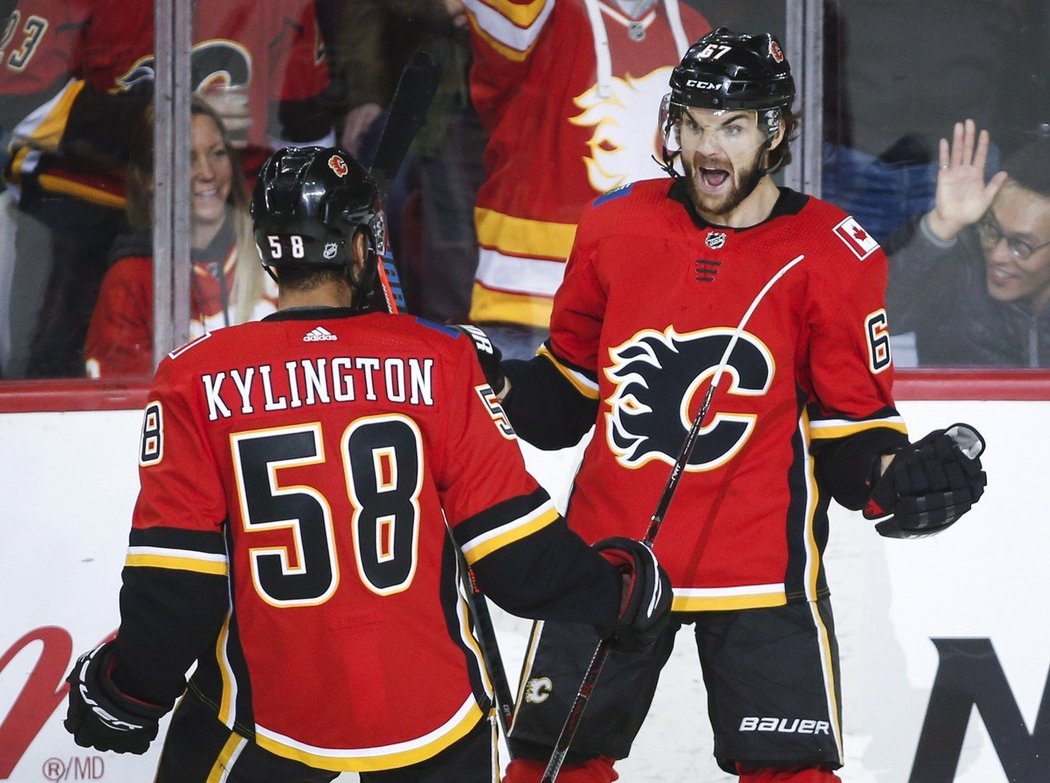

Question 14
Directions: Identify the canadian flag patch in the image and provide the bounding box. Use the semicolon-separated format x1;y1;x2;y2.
833;217;880;260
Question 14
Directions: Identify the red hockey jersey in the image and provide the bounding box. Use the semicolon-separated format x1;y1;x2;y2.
84;229;277;378
3;0;329;206
114;309;619;771
463;0;710;326
541;179;907;612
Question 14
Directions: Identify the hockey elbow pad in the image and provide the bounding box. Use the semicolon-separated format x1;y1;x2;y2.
865;423;987;538
64;642;169;754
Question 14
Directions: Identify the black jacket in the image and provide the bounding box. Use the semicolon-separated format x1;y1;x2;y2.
885;215;1050;367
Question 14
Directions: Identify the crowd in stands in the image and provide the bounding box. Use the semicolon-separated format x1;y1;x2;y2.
0;0;1048;379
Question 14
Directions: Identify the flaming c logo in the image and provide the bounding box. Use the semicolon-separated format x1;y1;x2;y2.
569;68;673;193
769;40;785;63
328;156;348;177
604;327;774;471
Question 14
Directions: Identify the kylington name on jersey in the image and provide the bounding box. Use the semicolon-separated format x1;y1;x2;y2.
202;356;435;421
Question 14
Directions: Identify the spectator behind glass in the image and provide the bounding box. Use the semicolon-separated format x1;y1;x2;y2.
461;0;711;358
1;0;332;380
821;0;1017;244
323;0;486;324
84;100;275;378
885;120;1050;367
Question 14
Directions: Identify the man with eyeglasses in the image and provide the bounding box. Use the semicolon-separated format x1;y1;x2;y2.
885;119;1050;366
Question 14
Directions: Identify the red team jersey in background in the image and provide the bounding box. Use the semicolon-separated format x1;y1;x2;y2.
542;179;908;612
84;229;277;378
463;0;710;327
119;311;574;771
2;0;329;207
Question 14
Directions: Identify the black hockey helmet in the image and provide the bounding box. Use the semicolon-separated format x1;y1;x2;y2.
252;146;386;297
668;27;795;114
659;28;796;177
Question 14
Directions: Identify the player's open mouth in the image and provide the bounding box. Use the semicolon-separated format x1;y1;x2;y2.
699;167;730;190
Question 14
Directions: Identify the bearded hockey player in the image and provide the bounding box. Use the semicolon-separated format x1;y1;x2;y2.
62;146;672;782
460;28;988;783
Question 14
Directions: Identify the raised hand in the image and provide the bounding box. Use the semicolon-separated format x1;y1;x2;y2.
928;119;1009;241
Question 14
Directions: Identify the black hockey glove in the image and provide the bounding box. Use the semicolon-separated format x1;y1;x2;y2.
453;324;508;397
65;642;168;754
864;423;987;539
593;537;672;652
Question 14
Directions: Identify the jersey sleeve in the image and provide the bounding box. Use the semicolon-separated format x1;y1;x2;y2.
437;338;619;624
804;242;907;439
111;355;231;706
269;0;334;144
805;231;910;508
545;200;608;389
462;0;555;123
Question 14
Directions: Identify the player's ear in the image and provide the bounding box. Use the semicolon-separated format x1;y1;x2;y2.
350;230;369;285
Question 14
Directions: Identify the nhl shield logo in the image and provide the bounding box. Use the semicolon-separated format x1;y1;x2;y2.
706;231;727;249
323;242;338;259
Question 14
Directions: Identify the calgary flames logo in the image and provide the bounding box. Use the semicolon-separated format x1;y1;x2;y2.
570;68;673;193
604;327;774;470
328;155;348;177
769;39;785;63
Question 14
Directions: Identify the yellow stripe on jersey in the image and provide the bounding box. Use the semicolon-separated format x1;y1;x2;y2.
537;344;599;399
808;416;907;440
205;730;247;783
474;0;549;27
464;0;552;58
469;283;553;327
670;585;788;612
125;551;229;576
36;173;126;208
215;615;237;728
255;698;485;772
800;415;823;602
21;79;85;153
475;207;577;259
460;503;560;565
467;18;531;62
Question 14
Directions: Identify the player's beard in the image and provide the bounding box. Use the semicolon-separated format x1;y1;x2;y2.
685;147;766;218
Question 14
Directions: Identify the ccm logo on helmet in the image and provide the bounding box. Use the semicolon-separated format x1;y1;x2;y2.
739;717;831;735
684;79;719;89
328;155;348;177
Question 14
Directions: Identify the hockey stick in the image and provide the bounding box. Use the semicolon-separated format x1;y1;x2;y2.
541;253;806;782
366;49;443;314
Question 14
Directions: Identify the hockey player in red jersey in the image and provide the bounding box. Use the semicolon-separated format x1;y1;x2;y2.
460;29;988;783
62;146;672;782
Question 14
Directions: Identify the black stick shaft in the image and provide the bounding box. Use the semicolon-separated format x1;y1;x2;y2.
466;567;516;743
